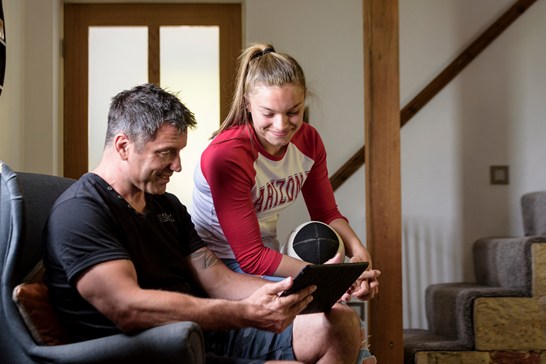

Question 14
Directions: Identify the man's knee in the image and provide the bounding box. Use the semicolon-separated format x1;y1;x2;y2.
328;303;361;336
292;303;361;362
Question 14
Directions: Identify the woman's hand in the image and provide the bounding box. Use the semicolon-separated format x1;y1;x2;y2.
345;268;380;301
323;252;345;264
340;255;380;302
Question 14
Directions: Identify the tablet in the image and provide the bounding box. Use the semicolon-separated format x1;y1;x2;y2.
281;262;368;314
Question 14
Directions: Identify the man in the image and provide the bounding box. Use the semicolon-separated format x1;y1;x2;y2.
43;84;363;363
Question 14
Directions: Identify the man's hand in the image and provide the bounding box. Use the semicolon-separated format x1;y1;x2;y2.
242;277;316;333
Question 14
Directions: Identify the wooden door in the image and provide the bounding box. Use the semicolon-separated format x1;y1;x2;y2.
63;4;242;178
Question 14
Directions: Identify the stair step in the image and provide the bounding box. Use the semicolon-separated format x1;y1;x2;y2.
473;236;544;290
414;350;544;364
533;243;546;296
425;283;527;347
414;350;490;364
522;191;546;236
474;297;546;351
404;329;471;363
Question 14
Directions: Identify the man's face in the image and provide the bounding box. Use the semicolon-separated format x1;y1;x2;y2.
127;123;187;195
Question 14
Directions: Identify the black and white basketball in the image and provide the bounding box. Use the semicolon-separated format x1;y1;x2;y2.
283;221;345;264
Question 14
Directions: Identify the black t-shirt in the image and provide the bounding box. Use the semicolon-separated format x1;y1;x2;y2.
43;173;205;341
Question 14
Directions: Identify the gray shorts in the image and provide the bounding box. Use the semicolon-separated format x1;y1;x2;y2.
204;324;296;364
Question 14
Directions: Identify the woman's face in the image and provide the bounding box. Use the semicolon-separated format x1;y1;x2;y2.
246;83;305;157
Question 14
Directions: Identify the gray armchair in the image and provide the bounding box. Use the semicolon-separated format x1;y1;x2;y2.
0;162;205;363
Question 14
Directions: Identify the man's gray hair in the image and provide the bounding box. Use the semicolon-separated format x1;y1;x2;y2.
105;83;196;150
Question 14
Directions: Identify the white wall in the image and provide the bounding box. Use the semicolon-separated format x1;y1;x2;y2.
2;0;546;330
0;0;61;174
0;0;24;170
399;0;546;327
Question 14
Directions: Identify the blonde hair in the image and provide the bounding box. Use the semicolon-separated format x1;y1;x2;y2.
214;43;307;137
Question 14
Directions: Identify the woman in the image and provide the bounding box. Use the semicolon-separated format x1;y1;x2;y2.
192;43;380;301
192;44;380;362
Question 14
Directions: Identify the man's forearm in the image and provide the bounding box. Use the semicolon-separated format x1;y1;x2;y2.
188;247;267;300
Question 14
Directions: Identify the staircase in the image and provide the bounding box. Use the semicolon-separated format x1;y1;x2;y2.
404;191;546;363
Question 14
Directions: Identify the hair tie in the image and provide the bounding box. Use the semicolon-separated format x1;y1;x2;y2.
250;46;276;61
262;47;275;56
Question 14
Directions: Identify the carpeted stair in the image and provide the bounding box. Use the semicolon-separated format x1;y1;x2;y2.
403;191;546;364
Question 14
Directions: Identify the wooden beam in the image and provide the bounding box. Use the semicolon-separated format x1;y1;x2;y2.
63;4;88;180
148;25;160;86
330;0;537;191
363;0;403;363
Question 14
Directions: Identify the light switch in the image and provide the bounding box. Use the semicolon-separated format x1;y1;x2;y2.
490;165;509;185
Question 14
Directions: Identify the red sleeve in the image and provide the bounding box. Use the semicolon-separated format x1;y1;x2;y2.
201;134;283;275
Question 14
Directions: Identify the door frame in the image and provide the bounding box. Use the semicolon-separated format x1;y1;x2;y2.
63;3;242;178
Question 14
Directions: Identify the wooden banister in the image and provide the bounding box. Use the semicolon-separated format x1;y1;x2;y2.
330;0;537;191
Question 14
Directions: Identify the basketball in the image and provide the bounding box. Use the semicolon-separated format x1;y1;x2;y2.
282;221;345;264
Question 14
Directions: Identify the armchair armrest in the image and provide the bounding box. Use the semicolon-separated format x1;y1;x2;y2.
28;321;205;364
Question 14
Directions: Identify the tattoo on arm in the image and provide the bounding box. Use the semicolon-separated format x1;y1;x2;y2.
190;248;219;269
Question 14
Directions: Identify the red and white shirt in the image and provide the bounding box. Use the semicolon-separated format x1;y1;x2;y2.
192;123;345;275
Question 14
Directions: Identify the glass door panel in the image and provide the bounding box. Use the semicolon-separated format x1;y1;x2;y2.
88;27;148;170
160;26;220;208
